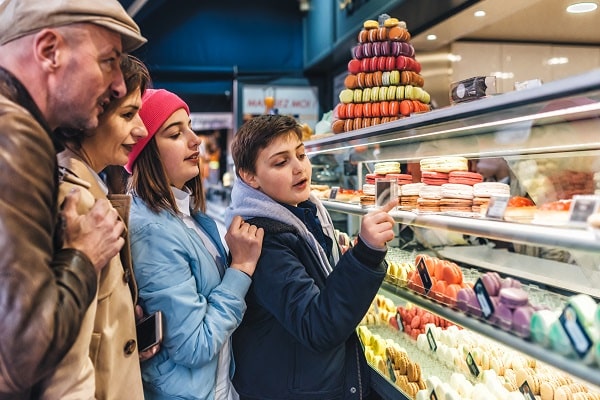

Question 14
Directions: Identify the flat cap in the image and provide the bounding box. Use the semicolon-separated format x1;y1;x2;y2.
0;0;147;52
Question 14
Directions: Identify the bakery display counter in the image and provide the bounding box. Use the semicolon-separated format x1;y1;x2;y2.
320;200;600;253
320;200;600;299
306;70;600;399
380;282;600;388
438;245;600;299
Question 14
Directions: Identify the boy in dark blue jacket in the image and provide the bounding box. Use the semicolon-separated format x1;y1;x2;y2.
224;115;396;400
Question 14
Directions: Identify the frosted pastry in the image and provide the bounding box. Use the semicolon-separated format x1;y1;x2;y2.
473;181;510;197
481;271;502;297
568;293;597;326
419;184;443;199
420;156;468;172
448;171;483;185
499;287;529;309
362;183;375;195
402;182;425;196
374;161;400;175
530;309;558;347
501;277;522;290
421;171;449;185
549;319;575;357
512;305;535;337
440;183;474;199
415;390;429;400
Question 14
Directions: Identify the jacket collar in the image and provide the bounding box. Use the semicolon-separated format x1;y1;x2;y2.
0;66;59;151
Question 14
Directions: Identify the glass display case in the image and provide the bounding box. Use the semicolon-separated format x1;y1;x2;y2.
304;69;600;400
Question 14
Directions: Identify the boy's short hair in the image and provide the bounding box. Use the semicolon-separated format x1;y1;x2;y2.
231;114;303;176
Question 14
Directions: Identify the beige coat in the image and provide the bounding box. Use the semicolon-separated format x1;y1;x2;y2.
38;151;144;400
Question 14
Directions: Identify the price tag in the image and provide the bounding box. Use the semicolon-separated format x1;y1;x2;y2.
329;186;339;200
559;304;592;358
416;257;433;295
426;327;437;352
386;357;396;382
519;381;536;400
485;195;509;219
372;298;380;316
474;277;494;319
568;195;600;225
396;311;404;332
375;179;397;207
466;352;480;377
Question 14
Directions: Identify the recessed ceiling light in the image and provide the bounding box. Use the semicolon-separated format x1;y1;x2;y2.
426;34;437;41
474;10;486;17
546;57;569;65
566;2;598;13
491;71;515;79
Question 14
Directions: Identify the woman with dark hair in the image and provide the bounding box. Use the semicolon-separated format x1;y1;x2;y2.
41;54;152;400
126;88;263;400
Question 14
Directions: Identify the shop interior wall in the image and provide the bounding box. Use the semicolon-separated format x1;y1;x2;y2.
449;42;600;94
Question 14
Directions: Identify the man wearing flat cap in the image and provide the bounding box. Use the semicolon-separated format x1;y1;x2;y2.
0;0;146;399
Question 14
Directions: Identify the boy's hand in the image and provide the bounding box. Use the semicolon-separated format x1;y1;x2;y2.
359;199;398;249
225;216;264;277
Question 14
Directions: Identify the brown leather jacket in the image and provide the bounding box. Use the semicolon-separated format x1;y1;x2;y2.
0;67;98;399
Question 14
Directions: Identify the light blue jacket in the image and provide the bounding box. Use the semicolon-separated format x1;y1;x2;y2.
129;196;251;400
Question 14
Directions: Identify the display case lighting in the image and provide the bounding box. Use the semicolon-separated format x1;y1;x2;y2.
566;2;598;13
546;57;569;65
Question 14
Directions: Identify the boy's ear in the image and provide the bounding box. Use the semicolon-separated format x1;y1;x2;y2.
238;169;260;189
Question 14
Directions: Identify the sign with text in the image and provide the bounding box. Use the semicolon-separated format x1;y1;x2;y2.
190;112;233;131
242;85;319;128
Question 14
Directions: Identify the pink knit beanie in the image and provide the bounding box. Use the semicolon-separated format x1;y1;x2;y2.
125;88;190;173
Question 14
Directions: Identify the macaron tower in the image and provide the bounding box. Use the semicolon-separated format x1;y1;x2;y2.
332;15;432;134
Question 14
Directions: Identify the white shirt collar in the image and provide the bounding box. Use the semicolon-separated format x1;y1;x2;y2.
172;186;192;217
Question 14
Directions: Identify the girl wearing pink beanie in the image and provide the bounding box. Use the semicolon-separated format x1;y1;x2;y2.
127;88;263;400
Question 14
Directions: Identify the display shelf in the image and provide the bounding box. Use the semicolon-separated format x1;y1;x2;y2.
308;70;600;397
321;200;600;252
380;282;600;388
438;245;600;299
304;69;600;155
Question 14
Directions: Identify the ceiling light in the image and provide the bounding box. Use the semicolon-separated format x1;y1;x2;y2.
474;10;486;17
491;71;515;79
426;34;437;41
546;57;569;65
298;0;310;12
566;2;598;13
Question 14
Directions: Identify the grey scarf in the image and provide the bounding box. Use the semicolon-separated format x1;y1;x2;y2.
224;179;340;276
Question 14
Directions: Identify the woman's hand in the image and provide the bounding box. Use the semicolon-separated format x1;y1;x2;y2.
135;305;160;361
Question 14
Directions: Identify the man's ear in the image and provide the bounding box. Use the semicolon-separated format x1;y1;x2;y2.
238;169;260;189
33;29;62;71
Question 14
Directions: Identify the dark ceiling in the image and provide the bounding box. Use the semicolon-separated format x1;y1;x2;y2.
117;0;478;112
